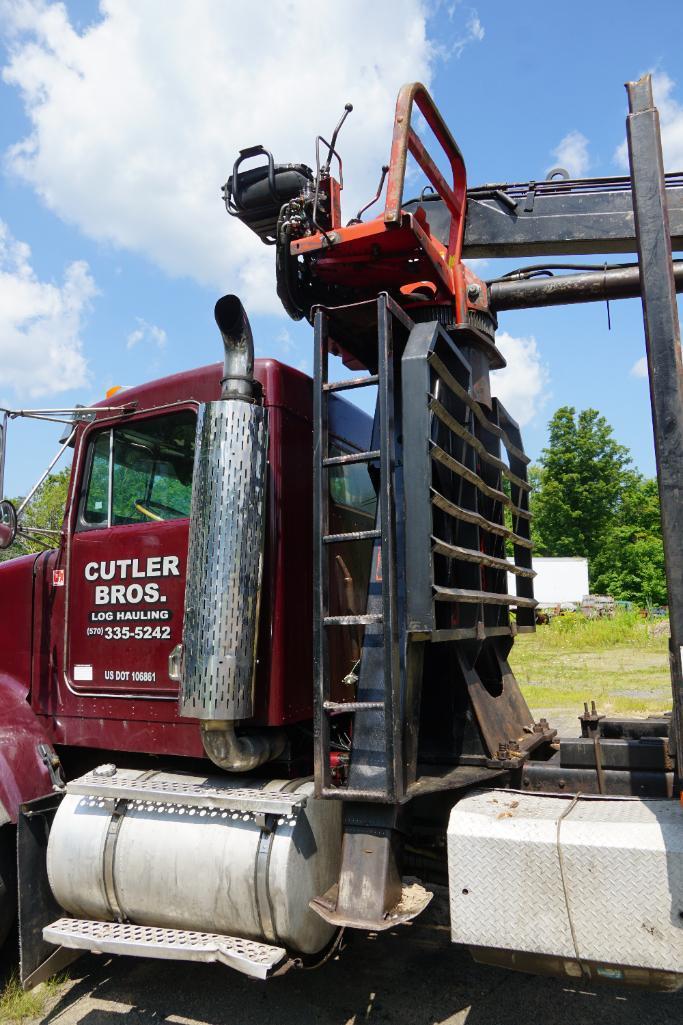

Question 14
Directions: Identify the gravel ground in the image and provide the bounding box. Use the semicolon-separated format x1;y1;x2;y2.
30;892;682;1025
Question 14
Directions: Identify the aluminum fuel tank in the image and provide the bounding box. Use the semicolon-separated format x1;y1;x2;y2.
46;769;341;956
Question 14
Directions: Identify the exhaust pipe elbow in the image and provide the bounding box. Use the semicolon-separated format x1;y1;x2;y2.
215;294;256;400
200;720;286;773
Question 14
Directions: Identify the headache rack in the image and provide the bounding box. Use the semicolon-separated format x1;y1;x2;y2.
313;294;549;806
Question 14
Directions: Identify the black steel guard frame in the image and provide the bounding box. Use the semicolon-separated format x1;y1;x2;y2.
313;296;548;803
407;74;683;781
312;73;683;799
626;76;683;774
304;72;683;939
401;321;536;641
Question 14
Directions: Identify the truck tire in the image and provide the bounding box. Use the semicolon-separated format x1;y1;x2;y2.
0;825;17;948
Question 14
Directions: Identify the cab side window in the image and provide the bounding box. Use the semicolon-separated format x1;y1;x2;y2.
82;431;111;525
327;444;377;627
328;447;377;527
79;410;196;530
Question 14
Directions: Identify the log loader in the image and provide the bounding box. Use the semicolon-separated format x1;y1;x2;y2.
0;73;682;992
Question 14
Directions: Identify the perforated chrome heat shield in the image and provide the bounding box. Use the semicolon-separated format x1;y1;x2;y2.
180;400;268;720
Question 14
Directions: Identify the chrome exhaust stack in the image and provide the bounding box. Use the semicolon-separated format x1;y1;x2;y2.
180;295;284;771
215;293;256;401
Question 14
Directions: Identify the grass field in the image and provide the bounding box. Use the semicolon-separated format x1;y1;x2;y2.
511;610;672;724
0;975;64;1024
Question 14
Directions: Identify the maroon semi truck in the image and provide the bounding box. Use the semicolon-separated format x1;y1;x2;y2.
0;77;682;991
0;351;377;972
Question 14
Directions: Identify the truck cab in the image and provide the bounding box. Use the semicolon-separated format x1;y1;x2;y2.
1;356;374;802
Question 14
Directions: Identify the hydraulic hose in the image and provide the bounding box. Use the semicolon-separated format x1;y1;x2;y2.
488;260;683;311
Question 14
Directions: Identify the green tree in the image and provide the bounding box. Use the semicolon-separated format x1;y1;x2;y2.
531;408;667;605
532;407;631;562
0;466;71;562
591;475;668;606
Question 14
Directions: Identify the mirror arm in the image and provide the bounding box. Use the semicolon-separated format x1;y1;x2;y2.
0;411;6;501
16;428;76;519
19;527;61;537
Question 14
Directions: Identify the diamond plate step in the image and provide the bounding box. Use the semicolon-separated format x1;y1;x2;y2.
67;769;307;816
44;918;287;980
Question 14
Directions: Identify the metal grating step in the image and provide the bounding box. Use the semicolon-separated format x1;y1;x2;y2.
44;918;287;980
67;769;307;816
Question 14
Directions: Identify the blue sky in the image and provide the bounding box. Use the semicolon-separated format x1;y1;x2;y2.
0;0;681;496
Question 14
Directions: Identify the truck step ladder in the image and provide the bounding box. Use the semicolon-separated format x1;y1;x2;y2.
66;767;307;817
313;294;412;802
43;918;286;980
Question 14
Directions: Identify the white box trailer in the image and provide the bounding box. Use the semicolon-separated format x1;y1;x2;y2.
508;556;588;608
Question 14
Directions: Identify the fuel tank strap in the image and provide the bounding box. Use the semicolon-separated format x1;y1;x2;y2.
101;769;158;922
254;818;278;944
102;799;126;922
253;779;307;944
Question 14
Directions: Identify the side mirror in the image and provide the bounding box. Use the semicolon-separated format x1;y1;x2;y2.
0;500;17;551
0;412;6;500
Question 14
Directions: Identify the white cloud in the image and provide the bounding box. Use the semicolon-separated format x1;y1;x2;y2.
0;219;94;396
631;355;648;378
441;5;485;58
615;70;683;170
467;12;485;43
491;331;550;427
126;318;167;350
548;130;590;178
1;0;434;315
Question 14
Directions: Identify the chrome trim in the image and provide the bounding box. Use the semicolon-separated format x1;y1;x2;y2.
180;400;268;720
